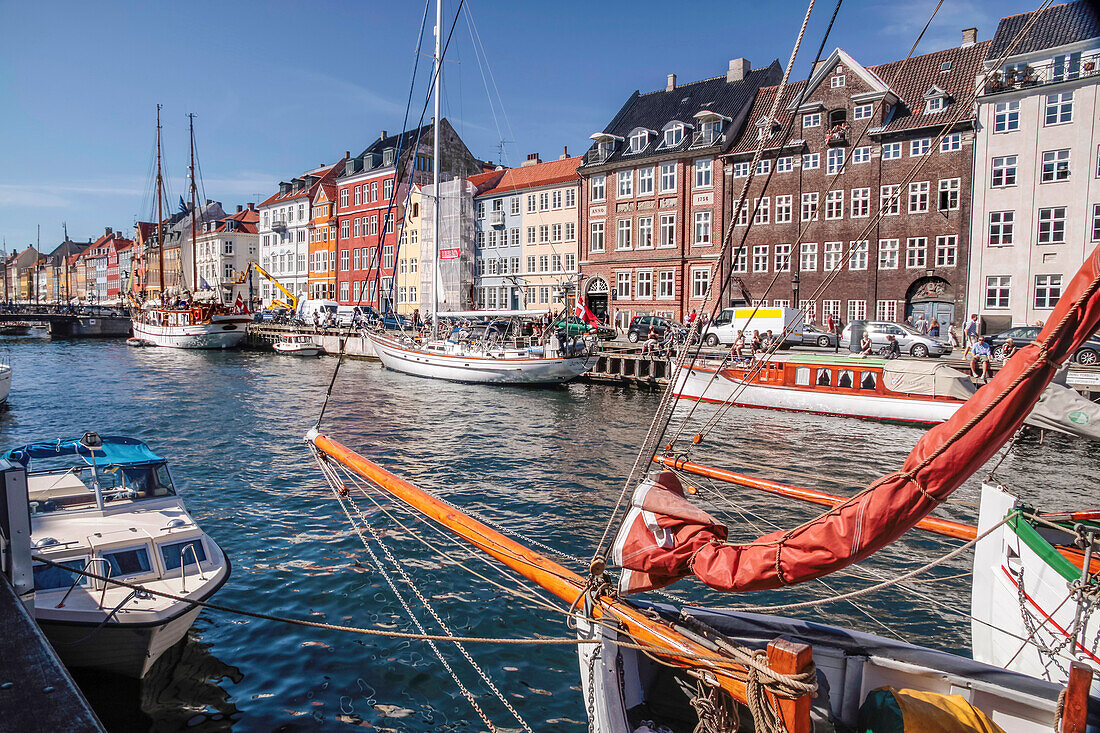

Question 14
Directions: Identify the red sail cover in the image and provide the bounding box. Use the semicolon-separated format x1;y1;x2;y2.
612;247;1100;594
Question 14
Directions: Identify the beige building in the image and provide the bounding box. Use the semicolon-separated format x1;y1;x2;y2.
395;185;422;316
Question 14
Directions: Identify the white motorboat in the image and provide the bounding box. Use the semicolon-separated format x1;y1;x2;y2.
273;334;322;356
6;433;229;678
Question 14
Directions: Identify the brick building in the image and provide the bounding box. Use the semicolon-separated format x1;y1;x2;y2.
578;59;781;326
723;36;989;330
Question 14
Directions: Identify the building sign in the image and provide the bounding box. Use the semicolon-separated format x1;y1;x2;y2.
439;248;461;260
589;205;607;218
1066;370;1100;386
693;192;714;206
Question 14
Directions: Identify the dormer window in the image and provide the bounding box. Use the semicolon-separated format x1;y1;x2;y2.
926;97;944;113
923;86;948;114
756;117;772;141
588;133;622;163
690;111;727;146
628;128;651;153
663;123;685;147
598;140;613;159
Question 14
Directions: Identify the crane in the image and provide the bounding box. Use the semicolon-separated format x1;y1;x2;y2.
239;262;298;311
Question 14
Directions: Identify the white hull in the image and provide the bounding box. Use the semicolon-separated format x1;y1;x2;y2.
673;364;960;425
368;333;593;384
0;364;11;404
132;317;249;349
273;343;322;356
972;484;1100;696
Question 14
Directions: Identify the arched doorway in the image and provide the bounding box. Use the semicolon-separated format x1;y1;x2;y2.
585;277;609;323
906;276;954;328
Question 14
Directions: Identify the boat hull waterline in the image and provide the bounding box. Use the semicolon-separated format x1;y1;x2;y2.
131;316;250;349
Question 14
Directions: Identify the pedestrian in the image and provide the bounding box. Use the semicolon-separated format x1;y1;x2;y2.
914;313;927;334
884;334;901;360
948;322;960;348
964;314;980;357
826;314;835;335
929;318;940;338
687;308;697;326
970;336;993;379
412;308;421;329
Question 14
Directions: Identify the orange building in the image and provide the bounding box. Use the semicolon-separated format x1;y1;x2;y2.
308;182;338;300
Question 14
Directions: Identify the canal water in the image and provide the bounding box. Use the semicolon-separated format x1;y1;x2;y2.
3;335;1097;731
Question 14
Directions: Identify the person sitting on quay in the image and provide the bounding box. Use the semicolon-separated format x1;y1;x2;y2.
1001;337;1016;361
732;330;745;358
658;328;674;358
751;330;763;353
762;329;776;350
640;326;659;356
971;336;993;379
884;334;901;359
859;333;874;357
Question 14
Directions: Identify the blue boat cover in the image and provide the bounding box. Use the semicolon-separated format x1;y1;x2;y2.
2;436;164;468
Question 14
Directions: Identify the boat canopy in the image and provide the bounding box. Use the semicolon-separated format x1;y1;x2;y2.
3;435;165;468
881;361;976;400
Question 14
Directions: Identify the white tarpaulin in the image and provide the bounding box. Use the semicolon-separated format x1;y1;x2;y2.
1025;382;1100;440
882;360;977;400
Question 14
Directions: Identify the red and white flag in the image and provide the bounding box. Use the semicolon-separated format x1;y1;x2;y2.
234;293;249;314
573;300;600;327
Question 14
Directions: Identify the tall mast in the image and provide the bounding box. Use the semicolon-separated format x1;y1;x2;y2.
156;104;166;303
430;0;442;338
189;113;198;296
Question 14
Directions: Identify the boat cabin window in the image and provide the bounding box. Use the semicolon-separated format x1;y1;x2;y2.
838;370;854;388
160;538;207;570
860;371;877;390
102;546;152;577
795;367;811;386
119;463;176;498
32;558;88;591
816;368;831;386
180;313;190;326
168;313;178;326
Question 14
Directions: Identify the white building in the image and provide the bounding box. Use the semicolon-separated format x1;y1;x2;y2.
968;1;1100;331
195;204;259;305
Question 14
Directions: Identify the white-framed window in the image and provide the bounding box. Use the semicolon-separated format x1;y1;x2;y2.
848;240;868;270
694;158;713;188
1045;91;1073;125
753;244;769;273
340;249;349;269
510;196;520;215
616;219;632;249
591;175;606;202
735;202;750;226
539;224;549;243
880;184;900;216
938;178;960;211
801;192;818;221
538;255;549;272
878;238;899;269
941;133;961;152
876;299;897;321
994;101;1019;132
935;235;957;267
823;241;842;271
526;255;536;273
908;181;929;213
615;271;631;299
565;188;576;207
910;138;931;156
822;300;841;319
989;211;1015;246
803;112;821;128
1034;274;1062;308
991;155;1017;187
732;161;750;177
636;270;653;299
660;162;677;191
550;189;562;209
753;197;769;225
694;211;712;245
525;226;536;244
340;188;349;208
589;221;605;252
925;96;944;113
775;195;793;223
691;268;710;298
852;146;872;164
985;275;1011;308
847;299;866;321
659;214;675;247
353;248;361;269
638;167;655;195
802;153;820;170
637;216;653;249
851;188;870;218
775;243;791;272
1037;207;1067;244
777;156;793;173
658;270;674;298
854;103;873;119
663;123;684;147
564;222;575;241
756;159;771;175
341;220;350;238
565;253;575;271
526;194;536;213
1041;149;1071;183
617;170;634;197
826;148;845;175
732;248;747;272
800;242;817;271
551;223;563;242
354;186;362;206
1093;204;1100;241
906;237;927;268
383;178;393;199
831;74;845;88
882;142;902;160
825;190;844;220
539;192;550;211
629;129;649;152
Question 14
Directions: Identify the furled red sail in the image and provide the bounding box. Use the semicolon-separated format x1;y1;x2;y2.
612;246;1100;594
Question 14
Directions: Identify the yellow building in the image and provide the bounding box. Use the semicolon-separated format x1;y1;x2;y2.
394;185;421;317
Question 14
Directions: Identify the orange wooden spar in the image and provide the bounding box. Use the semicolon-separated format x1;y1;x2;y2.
310;431;813;725
654;455;978;542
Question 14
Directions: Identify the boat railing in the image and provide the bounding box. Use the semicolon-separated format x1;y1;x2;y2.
178;543;207;593
56;558;112;610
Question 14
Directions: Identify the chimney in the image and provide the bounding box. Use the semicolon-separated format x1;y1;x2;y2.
522;152;541;167
559;145;569;160
345;150;350;159
961;27;977;46
727;58;750;83
380;130;388;140
666;73;677;91
104;226;112;236
248;202;256;211
236;204;243;213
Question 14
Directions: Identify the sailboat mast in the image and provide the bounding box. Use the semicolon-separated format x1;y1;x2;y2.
156;104;165;304
430;0;441;339
189;113;198;296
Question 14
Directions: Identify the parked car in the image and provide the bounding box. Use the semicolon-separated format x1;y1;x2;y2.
627;315;688;344
794;324;838;348
552;316;616;341
986;326;1100;364
840;320;952;358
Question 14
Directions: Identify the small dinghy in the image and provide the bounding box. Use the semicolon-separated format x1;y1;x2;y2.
273;335;322;356
126;337;153;347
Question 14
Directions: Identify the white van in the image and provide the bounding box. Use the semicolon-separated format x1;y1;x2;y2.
701;307;805;347
298;298;339;324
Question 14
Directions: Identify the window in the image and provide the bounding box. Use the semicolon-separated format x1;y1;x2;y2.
826;148;844;175
776;156;793;173
616;219;632;249
655;214;676;248
538;255;549;272
658;270;674;298
852;146;872;164
340;249;350;270
341;220;350;238
876;300;897;322
509;196;520;216
103;546;152;577
925;97;944;113
637;217;654;249
565;188;575;207
935;235;957;267
694;159;713;188
910;138;931;156
526;255;536;273
986;275;1011;308
1035;274;1062;308
942;132;964;152
370;182;378;201
353;218;362;237
938;178;960;211
880;185;900;216
753;197;769;225
590;221;605;252
663;123;684;147
823;241;842;271
616;271;631;299
991;155;1017;187
353;249;361;269
1093;204;1100;241
800;243;817;271
906;237;927;268
735;202;750;226
882;142;902;160
539;225;549;243
851;188;870;218
658;162;677;192
994;100;1020;132
629;129;649;152
766;243;788;273
1041;149;1071;183
854;103;873;119
552;189;563;208
694;211;712;245
354;186;362;206
636;271;653;298
564;223;574;241
370;216;378;235
551;223;563;242
908;181;929;213
752;245;769;273
849;241;868;270
539;192;550;211
732;249;747;272
33;558;89;591
1053;51;1082;82
801;192;818;221
691;268;709;298
591;175;606;202
551;254;562;272
383;245;394;268
803;113;821;128
733;161;750;177
1037;207;1067;244
617;170;633;197
989;211;1015;246
638;167;654;195
879;239;899;269
1045;91;1073;125
383;178;393;199
847;300;866;321
831;75;845;87
339;189;349;208
752;160;769;176
775;195;792;223
825;190;844;220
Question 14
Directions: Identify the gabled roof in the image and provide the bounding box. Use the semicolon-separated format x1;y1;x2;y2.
260;163;340;207
792;48;895;110
207;208;259;235
727;82;808;155
988;1;1100;59
467;169;507;194
870;41;990;132
476;156;582;197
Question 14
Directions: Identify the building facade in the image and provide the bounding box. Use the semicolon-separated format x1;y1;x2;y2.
395;185;422;315
194;204;259;304
967;1;1100;331
308;183;338;301
578;59;782;326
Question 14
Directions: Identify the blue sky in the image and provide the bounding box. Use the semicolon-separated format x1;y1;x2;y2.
0;0;1036;252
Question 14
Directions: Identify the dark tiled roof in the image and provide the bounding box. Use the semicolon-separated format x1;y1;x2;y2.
259;164;340;207
988;1;1100;59
727;81;808;155
870;41;991;132
363;123;433;157
581;62;783;167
